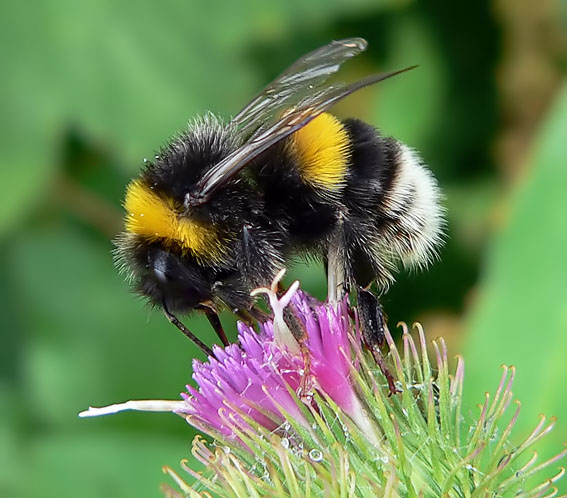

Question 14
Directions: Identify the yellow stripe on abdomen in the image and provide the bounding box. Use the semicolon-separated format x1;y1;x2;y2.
290;113;350;191
123;179;227;264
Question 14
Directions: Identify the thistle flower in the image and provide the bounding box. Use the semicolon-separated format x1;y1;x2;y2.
185;278;377;446
80;276;566;497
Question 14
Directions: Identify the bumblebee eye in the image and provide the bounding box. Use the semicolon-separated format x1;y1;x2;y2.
151;249;171;282
153;267;168;284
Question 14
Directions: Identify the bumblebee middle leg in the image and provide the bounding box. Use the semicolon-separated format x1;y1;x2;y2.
326;216;347;304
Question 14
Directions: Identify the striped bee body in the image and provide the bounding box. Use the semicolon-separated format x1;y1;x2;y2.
114;38;444;353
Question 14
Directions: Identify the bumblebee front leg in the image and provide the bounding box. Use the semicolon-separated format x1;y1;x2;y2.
198;302;230;347
357;287;400;396
162;303;214;357
235;305;270;325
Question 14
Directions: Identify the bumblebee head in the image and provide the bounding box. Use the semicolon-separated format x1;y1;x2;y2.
118;113;259;262
133;244;213;313
114;177;230;313
114;115;256;314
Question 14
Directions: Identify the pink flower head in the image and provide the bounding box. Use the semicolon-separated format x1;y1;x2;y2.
181;281;367;441
183;324;306;438
292;293;363;418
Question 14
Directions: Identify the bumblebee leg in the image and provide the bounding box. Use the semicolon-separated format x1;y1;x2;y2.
283;305;313;401
358;287;386;346
162;303;213;357
235;308;255;325
250;305;271;322
297;340;312;400
357;287;400;396
199;304;230;347
327;216;346;304
236;306;270;325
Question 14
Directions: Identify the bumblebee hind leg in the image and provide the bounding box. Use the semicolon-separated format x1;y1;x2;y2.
348;244;400;395
357;287;400;396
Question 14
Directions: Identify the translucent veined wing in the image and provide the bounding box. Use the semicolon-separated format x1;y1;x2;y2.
184;38;417;207
231;38;368;138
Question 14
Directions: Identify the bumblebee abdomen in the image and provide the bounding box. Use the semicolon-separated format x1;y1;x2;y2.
341;119;444;289
375;142;444;269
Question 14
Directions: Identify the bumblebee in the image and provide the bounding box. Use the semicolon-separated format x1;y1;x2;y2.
114;38;444;355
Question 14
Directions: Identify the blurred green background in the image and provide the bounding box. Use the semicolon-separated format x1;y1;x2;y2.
1;1;565;496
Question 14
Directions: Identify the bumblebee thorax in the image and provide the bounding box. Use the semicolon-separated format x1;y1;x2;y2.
122;115;245;265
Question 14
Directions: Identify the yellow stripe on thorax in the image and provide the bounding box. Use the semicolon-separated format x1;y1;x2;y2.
290;113;350;191
124;180;227;264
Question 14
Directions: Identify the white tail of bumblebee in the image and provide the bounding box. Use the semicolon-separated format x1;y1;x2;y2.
371;142;445;289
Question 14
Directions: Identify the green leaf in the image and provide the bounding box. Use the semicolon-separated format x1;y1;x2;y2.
370;13;445;153
463;89;567;491
0;429;201;498
6;224;212;423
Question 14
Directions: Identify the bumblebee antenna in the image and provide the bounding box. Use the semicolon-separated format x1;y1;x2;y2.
162;303;214;357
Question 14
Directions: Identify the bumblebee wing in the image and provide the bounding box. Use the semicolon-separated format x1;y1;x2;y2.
232;38;368;137
187;66;416;206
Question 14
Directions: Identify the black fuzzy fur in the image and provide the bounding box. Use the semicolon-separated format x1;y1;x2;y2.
115;114;443;323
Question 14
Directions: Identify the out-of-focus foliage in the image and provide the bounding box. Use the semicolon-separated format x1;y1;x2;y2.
464;89;567;486
0;0;564;496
